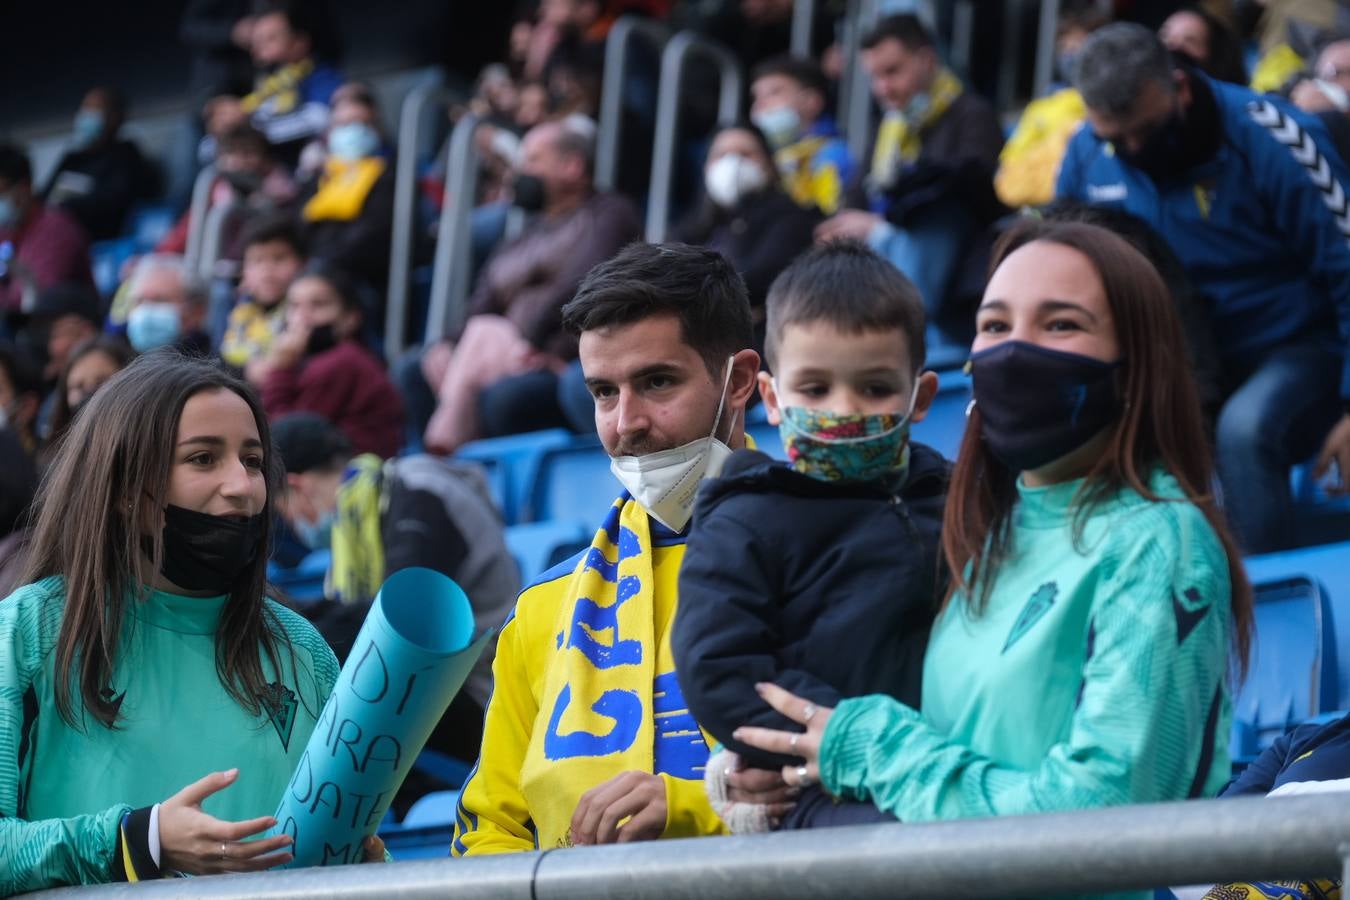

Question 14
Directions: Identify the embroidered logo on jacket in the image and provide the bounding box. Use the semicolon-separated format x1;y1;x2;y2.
261;682;299;751
1003;582;1059;653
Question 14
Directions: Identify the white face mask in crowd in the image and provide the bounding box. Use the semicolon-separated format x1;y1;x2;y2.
704;154;770;209
610;356;739;533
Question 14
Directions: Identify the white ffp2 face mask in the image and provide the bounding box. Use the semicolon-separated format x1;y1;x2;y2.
610;357;739;533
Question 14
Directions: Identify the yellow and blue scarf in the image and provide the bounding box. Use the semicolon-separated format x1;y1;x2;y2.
520;496;678;848
302;157;386;223
241;58;315;116
327;454;386;605
870;66;965;189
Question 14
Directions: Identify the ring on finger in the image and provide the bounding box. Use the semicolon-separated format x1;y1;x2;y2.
790;732;800;751
802;703;817;723
220;841;228;860
795;765;813;787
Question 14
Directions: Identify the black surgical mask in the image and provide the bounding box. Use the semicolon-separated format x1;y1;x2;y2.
222;169;263;196
158;505;265;594
1115;111;1186;181
304;322;339;357
969;341;1122;473
511;173;547;212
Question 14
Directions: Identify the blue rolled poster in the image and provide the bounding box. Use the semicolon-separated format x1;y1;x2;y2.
271;567;492;866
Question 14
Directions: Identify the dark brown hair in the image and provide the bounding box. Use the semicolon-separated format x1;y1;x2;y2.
943;220;1253;676
23;349;291;728
45;335;137;454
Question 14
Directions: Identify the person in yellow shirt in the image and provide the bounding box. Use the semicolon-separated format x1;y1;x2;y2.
451;242;762;854
222;214;304;376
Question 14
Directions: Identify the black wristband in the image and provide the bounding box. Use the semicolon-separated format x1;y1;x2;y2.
112;805;161;882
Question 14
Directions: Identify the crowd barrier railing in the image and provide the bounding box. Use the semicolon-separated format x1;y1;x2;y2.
595;15;672;193
34;794;1350;899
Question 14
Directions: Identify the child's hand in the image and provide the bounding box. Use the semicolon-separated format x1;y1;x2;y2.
733;684;835;790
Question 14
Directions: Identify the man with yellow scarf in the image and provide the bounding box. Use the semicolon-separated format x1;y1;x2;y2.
452;243;762;854
816;14;1003;330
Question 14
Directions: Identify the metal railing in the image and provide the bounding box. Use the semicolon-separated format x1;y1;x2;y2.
424;112;485;343
183;164;217;280
841;0;882;166
195;196;238;283
790;0;816;57
36;794;1350;899
595;16;671;193
644;31;744;243
385;82;457;362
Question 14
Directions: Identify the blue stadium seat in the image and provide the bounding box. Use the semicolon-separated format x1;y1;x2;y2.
379;789;459;859
399;789;461;829
125;202;177;252
455;428;576;524
89;237;137;298
915;370;971;461
1230;575;1339;761
268;548;331;604
1246;541;1350;707
411;748;474;788
530;443;620;524
506;519;592;582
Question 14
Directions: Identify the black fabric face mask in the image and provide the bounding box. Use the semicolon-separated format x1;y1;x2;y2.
158;505;265;594
304;323;339;357
969;341;1123;473
511;173;547;212
1115;74;1222;182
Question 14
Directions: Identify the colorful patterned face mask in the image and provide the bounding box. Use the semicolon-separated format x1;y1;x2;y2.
776;380;919;484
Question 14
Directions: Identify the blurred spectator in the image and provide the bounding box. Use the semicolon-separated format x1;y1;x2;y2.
1290;38;1350;162
0;423;37;597
196;94;250;171
259;267;403;458
25;282;102;385
472;63;523;130
750;55;855;215
0;145;94;314
671;122;820;343
44;335;135;453
1058;23;1350;552
0;342;44;461
995;5;1110;208
272;411;518;808
416;117;639;454
40;87;160;242
686;0;833;71
180;1;254;105
122;254;211;355
820;15;1004;325
241;0;344;167
515;80;554;132
1159;5;1249;84
224;214;305;372
298;82;396;295
154;123;298;260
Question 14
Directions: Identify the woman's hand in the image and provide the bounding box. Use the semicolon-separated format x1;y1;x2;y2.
157;769;294;876
733;683;835;790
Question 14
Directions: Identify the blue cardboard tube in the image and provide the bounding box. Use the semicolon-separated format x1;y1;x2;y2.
271;567;492;867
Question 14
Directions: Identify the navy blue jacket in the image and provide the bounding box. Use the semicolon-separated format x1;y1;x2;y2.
1224;712;1350;795
1056;74;1350;398
674;443;948;769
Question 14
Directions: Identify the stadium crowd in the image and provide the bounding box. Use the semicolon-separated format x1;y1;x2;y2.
1;0;1349;897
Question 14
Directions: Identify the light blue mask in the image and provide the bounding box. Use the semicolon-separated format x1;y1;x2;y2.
0;197;18;229
751;105;801;149
127;302;182;352
295;508;337;550
328;123;381;162
72;109;105;150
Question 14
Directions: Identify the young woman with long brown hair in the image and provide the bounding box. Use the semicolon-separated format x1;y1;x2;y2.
734;221;1255;841
0;350;378;892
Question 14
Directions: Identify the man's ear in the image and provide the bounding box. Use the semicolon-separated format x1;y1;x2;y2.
757;370;782;426
728;349;762;411
907;370;941;424
1174;69;1192;108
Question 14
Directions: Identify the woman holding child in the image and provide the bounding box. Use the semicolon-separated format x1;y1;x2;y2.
736;221;1254;824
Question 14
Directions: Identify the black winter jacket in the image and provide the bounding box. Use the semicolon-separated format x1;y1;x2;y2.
674;442;949;769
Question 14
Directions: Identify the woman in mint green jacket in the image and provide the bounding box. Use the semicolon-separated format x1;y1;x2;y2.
736;221;1254;832
0;350;379;894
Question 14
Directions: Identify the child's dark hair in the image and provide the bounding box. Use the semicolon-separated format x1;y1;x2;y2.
241;213;306;259
751;54;831;101
764;240;927;371
299;263;363;316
